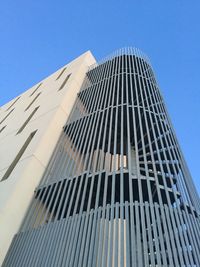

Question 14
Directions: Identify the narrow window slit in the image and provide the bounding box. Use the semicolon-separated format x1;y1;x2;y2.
0;108;14;124
1;130;37;181
25;93;41;111
6;96;21;111
29;83;42;97
56;67;67;80
58;74;71;91
17;106;39;134
0;125;6;133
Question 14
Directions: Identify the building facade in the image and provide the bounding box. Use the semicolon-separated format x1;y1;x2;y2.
0;51;96;265
1;48;200;266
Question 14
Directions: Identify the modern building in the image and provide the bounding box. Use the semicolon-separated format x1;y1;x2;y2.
1;48;200;266
0;51;96;265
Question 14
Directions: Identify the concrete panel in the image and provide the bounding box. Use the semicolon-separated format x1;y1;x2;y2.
0;50;96;265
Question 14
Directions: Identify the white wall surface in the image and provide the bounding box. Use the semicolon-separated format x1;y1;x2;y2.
0;51;96;265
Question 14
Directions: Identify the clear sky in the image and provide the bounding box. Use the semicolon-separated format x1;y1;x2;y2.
0;1;199;194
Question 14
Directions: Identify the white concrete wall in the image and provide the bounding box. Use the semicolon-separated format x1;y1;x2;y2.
0;51;96;265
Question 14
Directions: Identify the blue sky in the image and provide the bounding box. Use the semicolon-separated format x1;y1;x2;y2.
0;1;200;194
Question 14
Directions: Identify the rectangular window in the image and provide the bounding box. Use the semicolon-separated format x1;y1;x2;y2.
25;93;41;111
0;108;14;124
29;83;42;97
6;96;21;111
56;67;67;80
17;106;39;134
1;130;37;181
58;74;71;91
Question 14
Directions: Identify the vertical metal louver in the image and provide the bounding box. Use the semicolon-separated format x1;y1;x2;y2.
3;48;200;267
